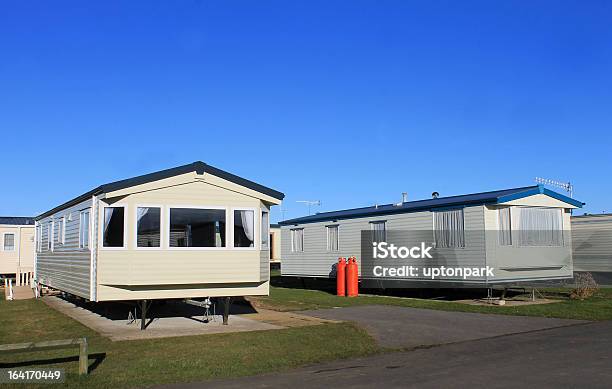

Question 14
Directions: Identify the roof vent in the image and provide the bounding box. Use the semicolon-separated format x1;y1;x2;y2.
432;191;439;199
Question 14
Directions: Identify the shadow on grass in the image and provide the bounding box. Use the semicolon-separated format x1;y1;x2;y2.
0;352;106;373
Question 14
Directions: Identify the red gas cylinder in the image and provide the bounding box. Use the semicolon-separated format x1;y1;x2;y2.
336;257;347;296
346;257;359;297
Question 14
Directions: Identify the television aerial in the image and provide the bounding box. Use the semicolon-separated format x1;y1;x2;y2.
535;177;574;198
296;200;322;215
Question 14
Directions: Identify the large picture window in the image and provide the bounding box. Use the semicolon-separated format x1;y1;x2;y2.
433;209;465;248
103;207;125;247
170;208;226;247
137;207;161;248
233;209;255;248
517;207;563;247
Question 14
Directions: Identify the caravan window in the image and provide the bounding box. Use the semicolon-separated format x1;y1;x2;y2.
79;210;90;249
498;207;512;246
517;207;563;246
57;217;65;245
433;209;465;248
137;207;161;248
36;225;42;252
291;228;304;252
234;209;255;248
47;222;52;251
261;211;269;248
103;207;125;248
327;225;339;251
169;208;226;247
3;233;15;251
370;221;386;243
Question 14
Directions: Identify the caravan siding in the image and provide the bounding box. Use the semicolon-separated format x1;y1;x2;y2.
572;214;612;273
36;198;92;299
281;205;487;282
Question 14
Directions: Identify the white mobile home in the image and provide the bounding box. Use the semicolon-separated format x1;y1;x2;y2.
0;217;35;285
35;161;283;306
280;185;583;286
571;213;612;285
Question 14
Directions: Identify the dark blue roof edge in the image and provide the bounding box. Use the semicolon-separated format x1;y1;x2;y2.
278;197;499;226
496;185;584;208
36;161;284;221
0;217;36;225
279;185;584;226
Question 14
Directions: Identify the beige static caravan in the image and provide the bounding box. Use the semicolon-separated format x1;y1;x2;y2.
0;217;35;286
270;224;282;264
34;162;284;315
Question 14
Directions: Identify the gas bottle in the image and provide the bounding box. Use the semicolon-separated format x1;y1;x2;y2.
336;257;347;296
346;257;359;297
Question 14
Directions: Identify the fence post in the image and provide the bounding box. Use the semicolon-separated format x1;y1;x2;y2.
78;338;88;375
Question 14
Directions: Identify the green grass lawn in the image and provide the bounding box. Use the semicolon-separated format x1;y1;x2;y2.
0;296;377;388
252;285;612;321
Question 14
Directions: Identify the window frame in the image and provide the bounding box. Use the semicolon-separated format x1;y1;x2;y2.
166;205;229;251
134;204;163;250
100;204;128;250
516;206;564;247
46;222;53;251
79;209;91;250
36;225;42;253
369;220;387;243
326;224;340;252
497;207;512;246
231;207;258;250
432;208;466;249
57;216;66;246
290;228;304;252
50;220;55;252
2;232;16;251
261;210;270;249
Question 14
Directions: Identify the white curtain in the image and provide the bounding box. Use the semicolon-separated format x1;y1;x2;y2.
498;207;512;246
327;226;339;251
292;229;304;252
517;207;563;246
261;212;269;246
370;221;386;243
240;210;254;246
434;209;465;248
80;211;90;248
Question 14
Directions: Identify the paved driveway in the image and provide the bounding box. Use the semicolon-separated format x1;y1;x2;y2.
302;305;587;348
161;319;610;389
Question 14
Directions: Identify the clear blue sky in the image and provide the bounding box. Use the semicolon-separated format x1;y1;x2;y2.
1;1;611;221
